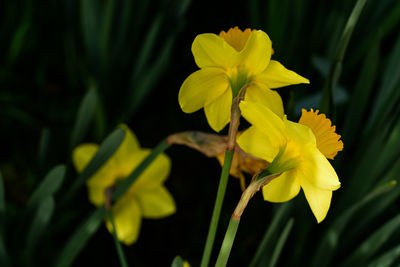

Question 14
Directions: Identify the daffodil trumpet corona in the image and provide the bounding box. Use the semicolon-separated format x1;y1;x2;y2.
179;26;309;132
237;101;343;223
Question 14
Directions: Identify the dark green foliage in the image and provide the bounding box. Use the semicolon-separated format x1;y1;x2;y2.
0;0;399;266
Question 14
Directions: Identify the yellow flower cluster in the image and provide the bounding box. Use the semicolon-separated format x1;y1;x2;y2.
73;125;176;244
179;27;343;222
179;26;309;132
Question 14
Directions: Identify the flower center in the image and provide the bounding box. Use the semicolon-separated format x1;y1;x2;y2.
267;141;302;174
298;109;343;159
227;67;253;97
219;26;254;52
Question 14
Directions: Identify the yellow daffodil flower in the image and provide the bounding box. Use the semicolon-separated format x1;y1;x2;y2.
237;101;343;222
179;26;309;132
72;125;176;245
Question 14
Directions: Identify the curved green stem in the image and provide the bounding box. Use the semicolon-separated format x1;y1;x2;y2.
215;217;240;267
200;149;234;267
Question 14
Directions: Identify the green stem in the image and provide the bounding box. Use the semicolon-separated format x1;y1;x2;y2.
112;139;169;201
107;211;129;267
215;217;240;267
200;149;234;267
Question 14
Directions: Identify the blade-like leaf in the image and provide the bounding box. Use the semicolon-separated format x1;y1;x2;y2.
268;218;294;267
70;87;98;150
24;196;55;265
125;36;175;119
311;180;397;267
80;0;101;77
249;203;291;267
368;33;400;131
342;30;380;145
54;207;106;267
171;256;184;267
319;0;368;116
342;214;400;267
64;128;125;202
26;165;65;211
367;244;400;267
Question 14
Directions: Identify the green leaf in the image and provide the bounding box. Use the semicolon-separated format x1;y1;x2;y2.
268;218;294;267
311;180;397;267
70;87;98;150
64;128;125;203
343;116;399;201
342;213;400;267
343;181;400;249
26;165;65;212
54;207;106;267
24;196;55;265
367;244;400;267
132;14;163;79
248;0;260;27
80;0;101;77
125;36;175;119
7;1;32;64
320;0;368;116
171;256;184;267
249;203;291;267
266;0;289;51
368;33;400;131
342;30;380;145
346;0;400;78
100;0;116;65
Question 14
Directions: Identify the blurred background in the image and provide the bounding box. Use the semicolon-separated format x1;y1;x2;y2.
1;0;399;266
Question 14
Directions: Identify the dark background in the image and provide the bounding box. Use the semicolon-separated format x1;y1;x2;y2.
1;0;399;266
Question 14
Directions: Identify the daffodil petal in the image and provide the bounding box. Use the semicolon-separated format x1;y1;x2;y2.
237;126;278;162
262;170;301;202
179;68;230;113
131;151;171;191
302;146;341;190
72;144;99;172
106;196;142;245
239;100;287;144
255;60;309;88
246;84;284;118
192;33;238;68
301;177;332;223
73;143;117;187
204;88;232;132
284;119;316;146
238;30;272;74
135;185;176;219
87;184;108;206
113;124;140;163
